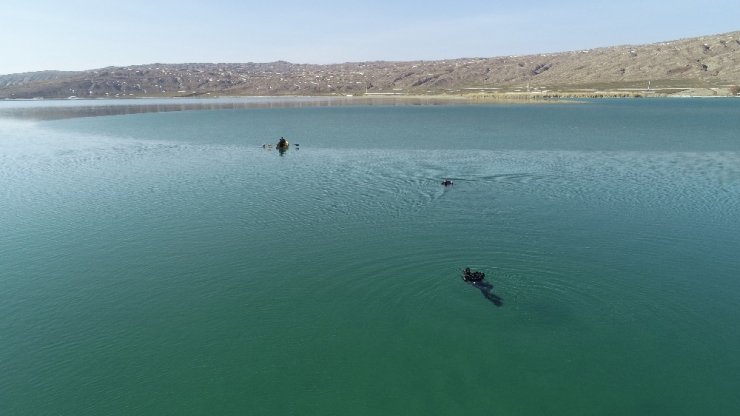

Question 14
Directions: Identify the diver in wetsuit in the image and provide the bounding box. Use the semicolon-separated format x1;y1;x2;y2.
462;267;485;282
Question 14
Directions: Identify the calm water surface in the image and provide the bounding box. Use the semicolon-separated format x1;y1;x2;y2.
2;98;740;415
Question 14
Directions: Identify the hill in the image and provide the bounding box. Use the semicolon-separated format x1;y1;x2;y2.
1;31;739;99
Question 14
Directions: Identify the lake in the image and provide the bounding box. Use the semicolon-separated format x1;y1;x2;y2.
2;97;739;415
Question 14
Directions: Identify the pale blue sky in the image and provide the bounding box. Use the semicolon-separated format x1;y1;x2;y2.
1;0;738;75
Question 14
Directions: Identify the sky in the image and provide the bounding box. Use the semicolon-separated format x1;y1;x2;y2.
1;0;739;75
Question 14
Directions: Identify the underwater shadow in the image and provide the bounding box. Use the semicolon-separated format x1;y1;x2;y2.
470;280;503;306
461;268;503;307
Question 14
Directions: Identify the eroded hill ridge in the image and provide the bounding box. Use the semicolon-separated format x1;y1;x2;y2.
1;31;739;99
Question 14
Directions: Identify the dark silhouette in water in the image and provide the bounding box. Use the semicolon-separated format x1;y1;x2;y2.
276;137;289;149
462;267;484;282
462;268;502;307
276;137;289;155
471;280;503;306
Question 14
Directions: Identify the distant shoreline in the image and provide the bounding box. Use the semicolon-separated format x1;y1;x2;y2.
4;85;737;102
4;90;738;103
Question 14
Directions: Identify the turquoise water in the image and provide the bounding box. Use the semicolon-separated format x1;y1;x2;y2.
2;98;740;415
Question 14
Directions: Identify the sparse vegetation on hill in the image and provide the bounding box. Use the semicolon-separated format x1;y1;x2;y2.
1;31;738;99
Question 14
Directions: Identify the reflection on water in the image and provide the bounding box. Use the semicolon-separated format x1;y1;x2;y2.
0;96;471;121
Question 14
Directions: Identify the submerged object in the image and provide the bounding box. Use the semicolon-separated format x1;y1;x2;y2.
462;267;485;282
276;137;289;149
462;268;501;306
441;178;454;186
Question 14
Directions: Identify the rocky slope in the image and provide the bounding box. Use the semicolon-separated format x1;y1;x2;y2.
1;31;738;99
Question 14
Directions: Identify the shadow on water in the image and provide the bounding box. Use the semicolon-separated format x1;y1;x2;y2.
462;268;502;307
470;280;503;306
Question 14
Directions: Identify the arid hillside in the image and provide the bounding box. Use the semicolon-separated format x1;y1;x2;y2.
1;31;738;99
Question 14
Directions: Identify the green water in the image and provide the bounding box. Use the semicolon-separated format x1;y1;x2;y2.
2;98;740;415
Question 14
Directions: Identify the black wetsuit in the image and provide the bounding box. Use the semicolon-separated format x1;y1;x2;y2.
462;269;485;282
